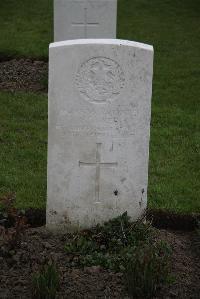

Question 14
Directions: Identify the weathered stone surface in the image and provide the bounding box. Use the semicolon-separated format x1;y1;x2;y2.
47;39;154;231
54;0;117;41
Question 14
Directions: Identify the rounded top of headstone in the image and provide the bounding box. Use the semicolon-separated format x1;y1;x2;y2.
50;39;154;52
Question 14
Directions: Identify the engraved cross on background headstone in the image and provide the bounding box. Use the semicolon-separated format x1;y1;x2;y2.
71;7;99;38
79;143;118;203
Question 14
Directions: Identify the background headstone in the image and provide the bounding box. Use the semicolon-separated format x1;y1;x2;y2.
54;0;117;41
47;39;154;231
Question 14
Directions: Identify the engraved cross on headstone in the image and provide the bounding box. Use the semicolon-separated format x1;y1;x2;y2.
79;143;118;203
71;7;99;38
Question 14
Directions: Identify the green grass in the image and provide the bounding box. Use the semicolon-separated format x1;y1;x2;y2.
0;91;47;209
149;102;199;213
0;0;199;213
0;0;52;59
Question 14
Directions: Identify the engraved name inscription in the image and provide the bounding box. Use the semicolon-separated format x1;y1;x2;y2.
75;57;125;103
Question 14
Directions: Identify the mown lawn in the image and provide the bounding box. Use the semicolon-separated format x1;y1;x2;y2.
0;0;52;59
0;0;199;213
0;92;47;209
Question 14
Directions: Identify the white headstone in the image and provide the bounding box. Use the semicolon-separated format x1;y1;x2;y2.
54;0;117;41
47;39;154;231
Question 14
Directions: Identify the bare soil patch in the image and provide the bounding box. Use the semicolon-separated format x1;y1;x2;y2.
2;208;198;231
0;59;48;93
0;227;199;298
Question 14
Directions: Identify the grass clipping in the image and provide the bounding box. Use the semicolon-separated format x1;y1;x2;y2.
65;212;172;298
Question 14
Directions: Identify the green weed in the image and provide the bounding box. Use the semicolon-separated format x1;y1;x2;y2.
65;213;172;297
32;262;59;299
124;241;172;298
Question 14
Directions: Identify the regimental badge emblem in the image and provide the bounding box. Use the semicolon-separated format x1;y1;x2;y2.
75;57;125;103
